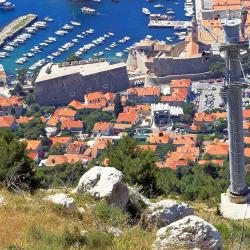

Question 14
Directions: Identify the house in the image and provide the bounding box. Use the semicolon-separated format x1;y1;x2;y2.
243;109;250;120
16;116;34;125
147;132;170;144
27;152;39;163
123;104;151;115
0;96;23;116
66;141;87;154
113;123;132;135
68;100;84;110
204;142;229;157
45;154;91;166
54;108;77;120
50;136;72;146
92;122;113;136
176;146;200;158
126;86;160;103
46;115;60;128
245;148;250;158
0;116;16;130
85;138;112;159
161;88;188;106
172;134;197;147
25;140;42;153
61;120;83;132
171;79;191;89
117;111;139;125
84;92;107;107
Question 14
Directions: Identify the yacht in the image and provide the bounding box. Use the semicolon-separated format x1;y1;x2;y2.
3;45;14;52
63;24;74;30
55;30;67;36
71;21;81;26
115;52;124;57
142;8;150;15
81;7;96;15
154;4;164;8
33;21;47;29
0;52;8;58
44;17;53;22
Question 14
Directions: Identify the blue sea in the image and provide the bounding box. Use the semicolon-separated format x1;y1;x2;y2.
0;0;191;76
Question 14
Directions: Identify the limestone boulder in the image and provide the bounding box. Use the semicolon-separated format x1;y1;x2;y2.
73;166;129;209
142;199;194;228
0;195;6;206
44;193;76;209
153;215;223;250
108;227;123;237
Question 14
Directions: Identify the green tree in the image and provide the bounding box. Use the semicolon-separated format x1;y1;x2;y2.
48;143;66;155
12;83;25;96
66;54;80;63
114;93;124;118
182;103;195;123
213;118;227;133
104;136;158;196
17;68;27;85
0;130;39;192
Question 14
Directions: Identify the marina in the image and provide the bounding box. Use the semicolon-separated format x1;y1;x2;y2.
0;0;193;75
148;20;192;28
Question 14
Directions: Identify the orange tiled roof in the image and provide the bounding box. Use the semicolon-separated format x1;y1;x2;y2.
27;152;38;161
244;137;250;144
117;111;138;124
148;133;170;144
245;148;250;157
176;146;200;157
127;86;160;97
16;116;34;124
54;108;77;118
243;109;250;119
46;115;59;127
137;144;157;152
205;143;229;156
0;96;23;108
50;136;72;145
161;88;188;103
93;122;112;132
171;79;191;88
0;116;15;128
124;104;151;113
172;134;197;146
61;120;83;130
114;123;132;130
26;140;41;151
68;100;84;110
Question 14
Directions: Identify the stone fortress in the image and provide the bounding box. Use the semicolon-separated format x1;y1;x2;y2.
127;0;250;86
34;60;130;106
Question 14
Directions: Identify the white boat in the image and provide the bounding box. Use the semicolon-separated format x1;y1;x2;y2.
3;45;14;52
44;17;53;22
63;24;74;30
71;21;81;26
154;4;164;8
115;52;124;57
146;35;152;39
81;7;96;15
55;30;67;36
142;8;150;15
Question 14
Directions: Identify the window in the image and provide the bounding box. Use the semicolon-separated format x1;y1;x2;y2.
87;88;92;93
70;91;76;97
103;84;108;89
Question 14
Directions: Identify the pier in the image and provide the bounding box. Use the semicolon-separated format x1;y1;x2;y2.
148;20;192;28
0;14;37;48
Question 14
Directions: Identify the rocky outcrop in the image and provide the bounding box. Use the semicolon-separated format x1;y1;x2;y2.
142;199;194;228
44;193;76;209
73;166;129;209
0;195;6;206
108;227;123;237
153;215;223;250
128;186;151;207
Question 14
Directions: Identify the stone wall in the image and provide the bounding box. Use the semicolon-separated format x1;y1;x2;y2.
35;66;130;106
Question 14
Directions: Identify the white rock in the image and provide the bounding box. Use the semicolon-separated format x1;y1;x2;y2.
44;193;76;209
153;215;223;250
142;199;194;228
0;195;6;206
108;226;123;237
78;207;85;214
73;166;129;209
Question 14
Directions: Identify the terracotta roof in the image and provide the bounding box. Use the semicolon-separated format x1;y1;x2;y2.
148;133;170;144
117;111;138;124
124;104;151;113
50;136;72;146
114;123;132;130
61;120;83;130
25;140;41;151
68;100;84;110
0;116;15;128
84;91;107;107
0;96;23;108
16;116;34;124
176;146;200;157
54;108;77;118
27;152;38;161
171;79;191;88
127;86;161;97
137;144;157;152
172;134;197;146
161;88;188;103
205;143;229;156
245;148;250;157
243;109;250;119
93;122;113;132
245;137;250;144
46;115;59;127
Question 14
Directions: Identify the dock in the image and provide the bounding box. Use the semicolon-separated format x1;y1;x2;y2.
0;14;37;48
148;20;192;28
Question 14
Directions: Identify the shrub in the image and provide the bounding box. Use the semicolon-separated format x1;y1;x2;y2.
86;231;113;250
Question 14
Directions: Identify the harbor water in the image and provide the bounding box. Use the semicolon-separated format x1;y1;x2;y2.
0;0;191;75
